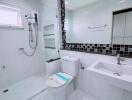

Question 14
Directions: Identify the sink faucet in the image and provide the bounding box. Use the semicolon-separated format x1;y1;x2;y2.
117;54;125;65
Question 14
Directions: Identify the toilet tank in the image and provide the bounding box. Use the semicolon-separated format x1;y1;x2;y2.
61;56;79;77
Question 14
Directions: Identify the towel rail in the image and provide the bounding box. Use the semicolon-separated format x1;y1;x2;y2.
88;24;108;29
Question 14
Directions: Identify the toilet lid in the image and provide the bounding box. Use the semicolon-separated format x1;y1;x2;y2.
46;72;73;88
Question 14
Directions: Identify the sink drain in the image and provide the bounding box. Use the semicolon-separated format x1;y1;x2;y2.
113;72;121;76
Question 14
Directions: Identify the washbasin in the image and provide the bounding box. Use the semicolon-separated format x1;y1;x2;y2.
94;62;122;76
87;61;132;92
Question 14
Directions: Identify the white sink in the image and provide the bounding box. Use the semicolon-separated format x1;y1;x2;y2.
87;61;132;92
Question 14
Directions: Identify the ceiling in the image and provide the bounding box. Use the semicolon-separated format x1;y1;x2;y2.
65;0;99;10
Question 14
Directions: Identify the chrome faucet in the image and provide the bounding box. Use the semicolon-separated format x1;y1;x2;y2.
117;54;125;65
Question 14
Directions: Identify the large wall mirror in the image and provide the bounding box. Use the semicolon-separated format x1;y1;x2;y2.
64;0;132;44
60;0;132;57
65;0;112;44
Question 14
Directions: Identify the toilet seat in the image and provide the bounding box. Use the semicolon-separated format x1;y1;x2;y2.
46;72;73;88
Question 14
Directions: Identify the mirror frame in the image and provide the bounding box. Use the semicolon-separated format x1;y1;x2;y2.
60;0;132;57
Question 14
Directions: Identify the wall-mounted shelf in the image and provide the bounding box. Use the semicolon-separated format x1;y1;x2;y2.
43;24;56;49
43;34;55;36
44;24;55;36
45;47;56;49
44;38;56;49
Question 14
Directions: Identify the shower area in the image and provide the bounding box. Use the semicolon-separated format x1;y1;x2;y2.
0;0;61;99
0;0;62;99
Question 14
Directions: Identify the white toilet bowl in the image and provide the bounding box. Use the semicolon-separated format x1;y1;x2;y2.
45;57;79;100
46;72;74;100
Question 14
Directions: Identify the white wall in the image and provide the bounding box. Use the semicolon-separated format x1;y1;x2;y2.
66;0;132;44
0;0;45;89
60;50;132;100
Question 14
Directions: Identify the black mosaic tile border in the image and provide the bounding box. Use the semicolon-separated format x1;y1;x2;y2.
60;0;132;58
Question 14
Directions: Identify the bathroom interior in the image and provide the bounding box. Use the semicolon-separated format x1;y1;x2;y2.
0;0;132;100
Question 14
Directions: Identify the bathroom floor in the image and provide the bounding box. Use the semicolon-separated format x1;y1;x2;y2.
68;89;97;100
0;74;98;100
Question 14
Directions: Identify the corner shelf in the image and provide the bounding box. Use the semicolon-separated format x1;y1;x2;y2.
43;24;56;49
44;24;55;36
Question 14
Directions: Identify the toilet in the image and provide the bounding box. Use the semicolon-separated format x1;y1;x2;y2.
46;56;79;100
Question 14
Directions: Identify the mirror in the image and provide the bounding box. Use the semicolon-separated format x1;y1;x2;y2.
64;0;132;44
112;8;132;45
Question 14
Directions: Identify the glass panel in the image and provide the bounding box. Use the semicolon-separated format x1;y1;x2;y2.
43;0;60;62
112;10;132;45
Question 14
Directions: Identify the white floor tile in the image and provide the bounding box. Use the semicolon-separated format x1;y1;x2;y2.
68;89;97;100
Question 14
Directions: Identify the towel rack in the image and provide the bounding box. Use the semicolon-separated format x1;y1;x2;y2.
88;24;108;29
